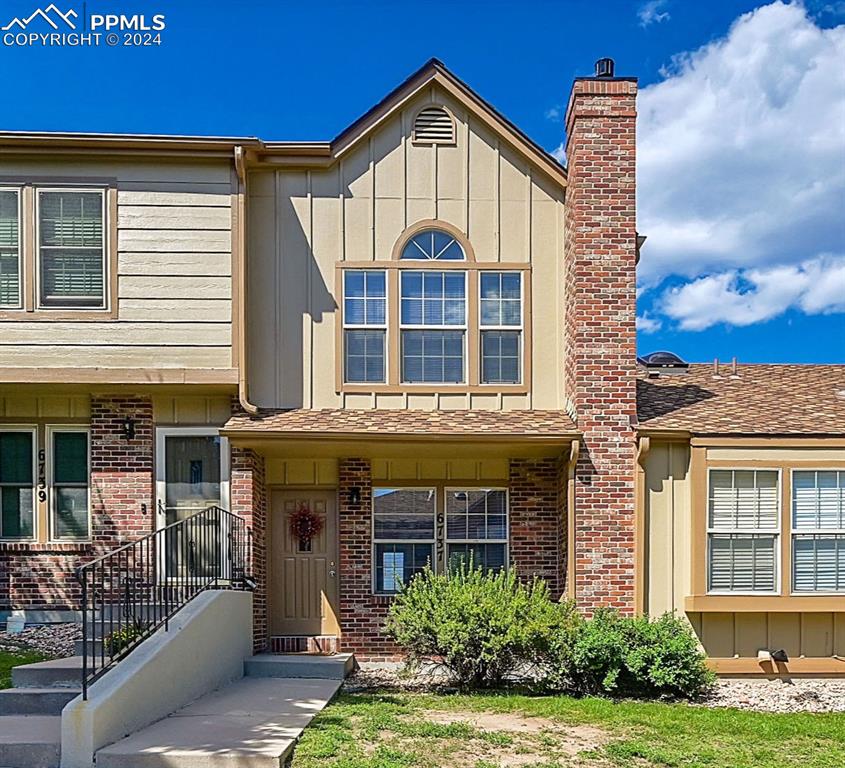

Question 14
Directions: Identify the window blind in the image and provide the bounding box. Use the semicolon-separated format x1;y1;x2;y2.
708;469;779;593
709;469;779;529
792;471;845;592
38;191;105;307
709;534;776;592
0;190;20;307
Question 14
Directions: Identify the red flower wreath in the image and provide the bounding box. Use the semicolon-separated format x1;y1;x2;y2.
289;503;324;543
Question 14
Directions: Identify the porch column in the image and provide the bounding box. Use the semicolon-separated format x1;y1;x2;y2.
231;447;267;654
508;458;565;598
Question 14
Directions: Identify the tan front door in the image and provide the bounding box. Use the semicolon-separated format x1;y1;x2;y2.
270;490;340;637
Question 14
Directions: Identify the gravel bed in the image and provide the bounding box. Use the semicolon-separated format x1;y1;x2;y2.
0;623;81;658
697;678;845;713
347;662;845;713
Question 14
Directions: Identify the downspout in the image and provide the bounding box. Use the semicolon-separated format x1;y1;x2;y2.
234;146;259;415
634;435;651;615
565;439;580;601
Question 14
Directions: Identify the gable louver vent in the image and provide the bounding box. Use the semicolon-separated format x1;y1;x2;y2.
413;106;455;144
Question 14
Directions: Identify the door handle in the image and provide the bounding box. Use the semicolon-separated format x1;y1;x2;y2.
329;570;336;578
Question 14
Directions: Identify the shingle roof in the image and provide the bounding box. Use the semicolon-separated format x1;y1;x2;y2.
223;408;577;438
637;364;845;435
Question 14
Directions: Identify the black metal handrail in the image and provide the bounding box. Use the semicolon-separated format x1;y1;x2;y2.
76;505;252;699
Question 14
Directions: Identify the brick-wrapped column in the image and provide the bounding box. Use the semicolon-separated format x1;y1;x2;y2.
231;447;267;654
508;458;563;598
90;395;155;552
338;458;399;660
564;69;639;613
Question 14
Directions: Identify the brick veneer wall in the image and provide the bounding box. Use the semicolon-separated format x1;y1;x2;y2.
335;457;565;658
0;395;155;612
231;447;267;654
337;458;400;660
563;76;639;613
508;458;563;598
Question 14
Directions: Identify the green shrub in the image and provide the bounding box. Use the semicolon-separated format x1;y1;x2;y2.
568;609;714;699
385;561;574;689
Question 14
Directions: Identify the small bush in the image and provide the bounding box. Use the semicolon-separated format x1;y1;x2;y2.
105;618;147;656
385;561;574;689
568;609;714;699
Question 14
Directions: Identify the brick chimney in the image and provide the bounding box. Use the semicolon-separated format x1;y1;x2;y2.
563;60;638;614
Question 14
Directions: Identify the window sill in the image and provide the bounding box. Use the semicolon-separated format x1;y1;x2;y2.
338;384;530;395
0;309;116;321
685;594;845;612
0;541;93;553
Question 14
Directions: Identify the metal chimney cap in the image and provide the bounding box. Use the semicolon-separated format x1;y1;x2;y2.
595;58;615;78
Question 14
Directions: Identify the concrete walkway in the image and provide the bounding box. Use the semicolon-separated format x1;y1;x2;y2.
95;676;341;768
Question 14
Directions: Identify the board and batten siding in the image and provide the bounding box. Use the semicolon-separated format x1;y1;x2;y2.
644;440;845;660
0;159;234;370
247;85;566;410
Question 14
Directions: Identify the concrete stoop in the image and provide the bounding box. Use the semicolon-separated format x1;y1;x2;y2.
0;647;353;768
95;676;343;768
0;656;84;768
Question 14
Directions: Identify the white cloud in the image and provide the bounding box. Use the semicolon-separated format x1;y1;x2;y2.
638;0;671;26
545;105;562;121
637;1;845;320
661;254;845;330
550;142;566;163
636;313;662;333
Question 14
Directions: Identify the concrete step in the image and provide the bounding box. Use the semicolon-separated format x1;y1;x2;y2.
74;638;104;656
96;677;340;768
0;715;61;768
0;687;79;715
244;653;356;680
12;656;83;689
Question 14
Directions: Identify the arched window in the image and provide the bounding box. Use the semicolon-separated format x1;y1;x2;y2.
400;228;465;261
340;221;527;388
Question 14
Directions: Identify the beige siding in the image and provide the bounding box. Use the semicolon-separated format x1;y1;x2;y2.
247;85;565;410
152;395;232;425
645;440;845;663
0;157;234;371
643;441;692;616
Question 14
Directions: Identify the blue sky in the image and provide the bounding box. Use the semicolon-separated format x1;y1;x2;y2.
2;0;843;363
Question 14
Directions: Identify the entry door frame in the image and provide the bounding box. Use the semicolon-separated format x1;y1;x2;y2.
154;427;231;582
154;427;230;529
269;487;340;637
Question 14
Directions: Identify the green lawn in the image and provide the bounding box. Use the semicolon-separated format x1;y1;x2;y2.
290;690;845;768
0;649;50;689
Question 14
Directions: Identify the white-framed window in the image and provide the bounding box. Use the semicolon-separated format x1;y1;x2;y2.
343;270;387;384
372;487;436;594
445;488;508;571
400;270;467;383
479;272;522;384
47;426;91;541
707;469;780;594
0;188;22;309
0;426;37;540
36;188;107;309
792;470;845;593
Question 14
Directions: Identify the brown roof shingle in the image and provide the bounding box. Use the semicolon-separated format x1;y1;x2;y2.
223;408;577;438
637;364;845;435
